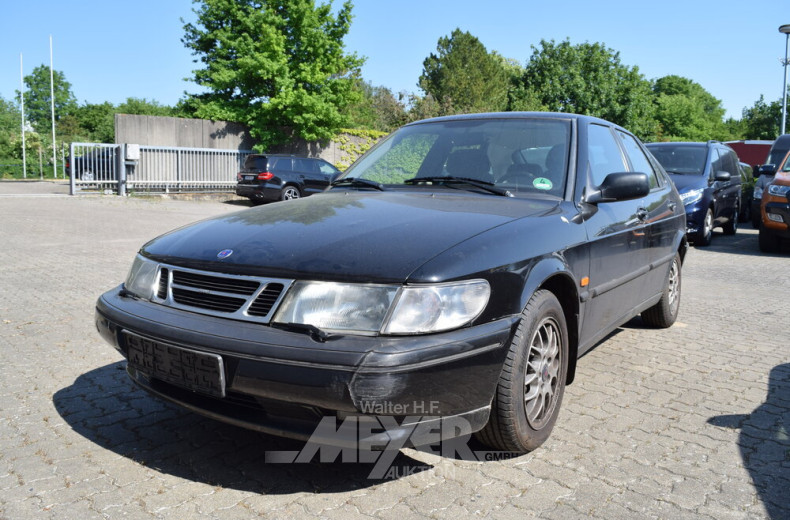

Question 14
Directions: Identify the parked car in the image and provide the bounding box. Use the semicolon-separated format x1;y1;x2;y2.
646;141;742;246
758;165;790;253
235;154;341;204
68;147;118;181
751;135;790;228
96;112;687;453
738;162;755;223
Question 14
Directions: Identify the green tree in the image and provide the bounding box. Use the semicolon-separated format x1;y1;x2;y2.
741;95;783;140
514;39;658;139
0;96;22;159
117;97;176;117
182;0;364;149
17;65;77;134
652;75;727;141
71;102;115;143
343;79;407;132
419;29;510;115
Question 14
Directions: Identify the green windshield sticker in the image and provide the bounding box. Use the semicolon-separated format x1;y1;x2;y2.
533;177;553;190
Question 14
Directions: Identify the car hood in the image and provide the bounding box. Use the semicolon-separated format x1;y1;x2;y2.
668;173;707;193
141;191;558;283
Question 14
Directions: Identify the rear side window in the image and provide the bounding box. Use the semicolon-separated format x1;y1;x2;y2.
293;158;319;174
617;131;659;189
587;124;627;187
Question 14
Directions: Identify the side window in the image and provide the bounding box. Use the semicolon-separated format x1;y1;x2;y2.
318;161;339;175
709;148;723;179
587;124;627;187
293;158;317;174
617;131;659;189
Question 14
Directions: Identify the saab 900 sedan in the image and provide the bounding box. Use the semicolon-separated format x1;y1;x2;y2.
95;113;687;453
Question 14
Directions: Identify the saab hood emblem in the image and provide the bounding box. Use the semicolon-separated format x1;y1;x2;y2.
217;249;234;259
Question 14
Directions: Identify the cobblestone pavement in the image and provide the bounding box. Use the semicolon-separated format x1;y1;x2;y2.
1;185;788;519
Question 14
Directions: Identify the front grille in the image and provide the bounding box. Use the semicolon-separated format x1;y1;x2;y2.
172;288;247;312
172;270;260;295
153;263;292;323
247;283;285;317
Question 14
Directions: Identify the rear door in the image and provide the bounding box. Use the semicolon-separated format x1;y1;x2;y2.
617;130;678;300
293;158;330;195
579;123;649;340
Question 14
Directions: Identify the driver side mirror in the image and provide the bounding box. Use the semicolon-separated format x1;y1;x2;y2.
585;172;650;204
714;171;731;182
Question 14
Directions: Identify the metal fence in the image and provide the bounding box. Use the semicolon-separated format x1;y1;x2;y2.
69;143;253;195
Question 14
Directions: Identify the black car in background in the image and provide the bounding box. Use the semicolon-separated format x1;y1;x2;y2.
68;146;118;181
235;154;341;204
96;113;687;454
646;141;742;246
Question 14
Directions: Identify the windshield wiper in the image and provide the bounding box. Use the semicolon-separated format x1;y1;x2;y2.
405;176;512;197
331;177;385;191
664;169;686;175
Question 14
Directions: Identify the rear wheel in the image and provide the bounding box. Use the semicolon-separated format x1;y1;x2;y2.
641;253;682;328
281;185;301;201
476;290;568;453
722;203;738;235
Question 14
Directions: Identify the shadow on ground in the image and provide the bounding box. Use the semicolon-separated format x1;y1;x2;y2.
53;362;439;494
708;363;790;519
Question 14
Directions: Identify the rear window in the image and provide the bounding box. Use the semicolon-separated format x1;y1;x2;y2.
243;155;268;171
647;145;707;176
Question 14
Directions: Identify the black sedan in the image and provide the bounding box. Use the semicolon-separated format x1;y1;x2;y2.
96;113;687;454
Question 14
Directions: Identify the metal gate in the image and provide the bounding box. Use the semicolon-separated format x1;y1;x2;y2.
69;143;252;195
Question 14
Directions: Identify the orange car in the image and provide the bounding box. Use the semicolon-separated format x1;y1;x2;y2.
759;159;790;252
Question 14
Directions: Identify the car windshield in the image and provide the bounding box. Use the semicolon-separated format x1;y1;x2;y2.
647;145;707;175
338;118;571;197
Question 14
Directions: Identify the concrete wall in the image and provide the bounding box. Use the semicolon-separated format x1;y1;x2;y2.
114;114;378;168
115;114;256;151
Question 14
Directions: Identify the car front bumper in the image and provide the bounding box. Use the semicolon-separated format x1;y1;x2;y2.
95;286;517;443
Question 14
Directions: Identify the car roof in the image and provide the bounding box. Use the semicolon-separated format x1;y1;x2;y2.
405;111;624;131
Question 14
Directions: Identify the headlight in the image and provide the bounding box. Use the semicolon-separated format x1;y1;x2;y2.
680;188;704;206
272;279;490;335
124;254;160;300
753;186;763;199
768;184;790;197
383;281;490;335
273;282;399;333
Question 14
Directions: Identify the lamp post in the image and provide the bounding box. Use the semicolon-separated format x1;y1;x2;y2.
780;24;790;135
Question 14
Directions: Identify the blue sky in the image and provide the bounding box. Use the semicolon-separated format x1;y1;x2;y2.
2;0;788;121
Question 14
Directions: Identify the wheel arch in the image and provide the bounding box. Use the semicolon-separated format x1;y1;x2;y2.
519;258;580;385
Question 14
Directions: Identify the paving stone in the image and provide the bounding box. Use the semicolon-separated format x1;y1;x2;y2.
0;190;787;519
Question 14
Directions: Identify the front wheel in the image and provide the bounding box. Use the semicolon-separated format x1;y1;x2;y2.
641;252;682;328
475;290;568;453
759;228;780;253
693;208;713;246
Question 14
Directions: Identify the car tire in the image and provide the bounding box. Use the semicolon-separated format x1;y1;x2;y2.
281;185;301;201
751;209;761;229
722;204;738;235
475;290;568;453
693;208;713;246
641;252;682;328
758;227;780;253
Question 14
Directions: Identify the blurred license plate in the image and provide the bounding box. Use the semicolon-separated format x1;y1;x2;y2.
244;175;255;180
124;331;225;397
